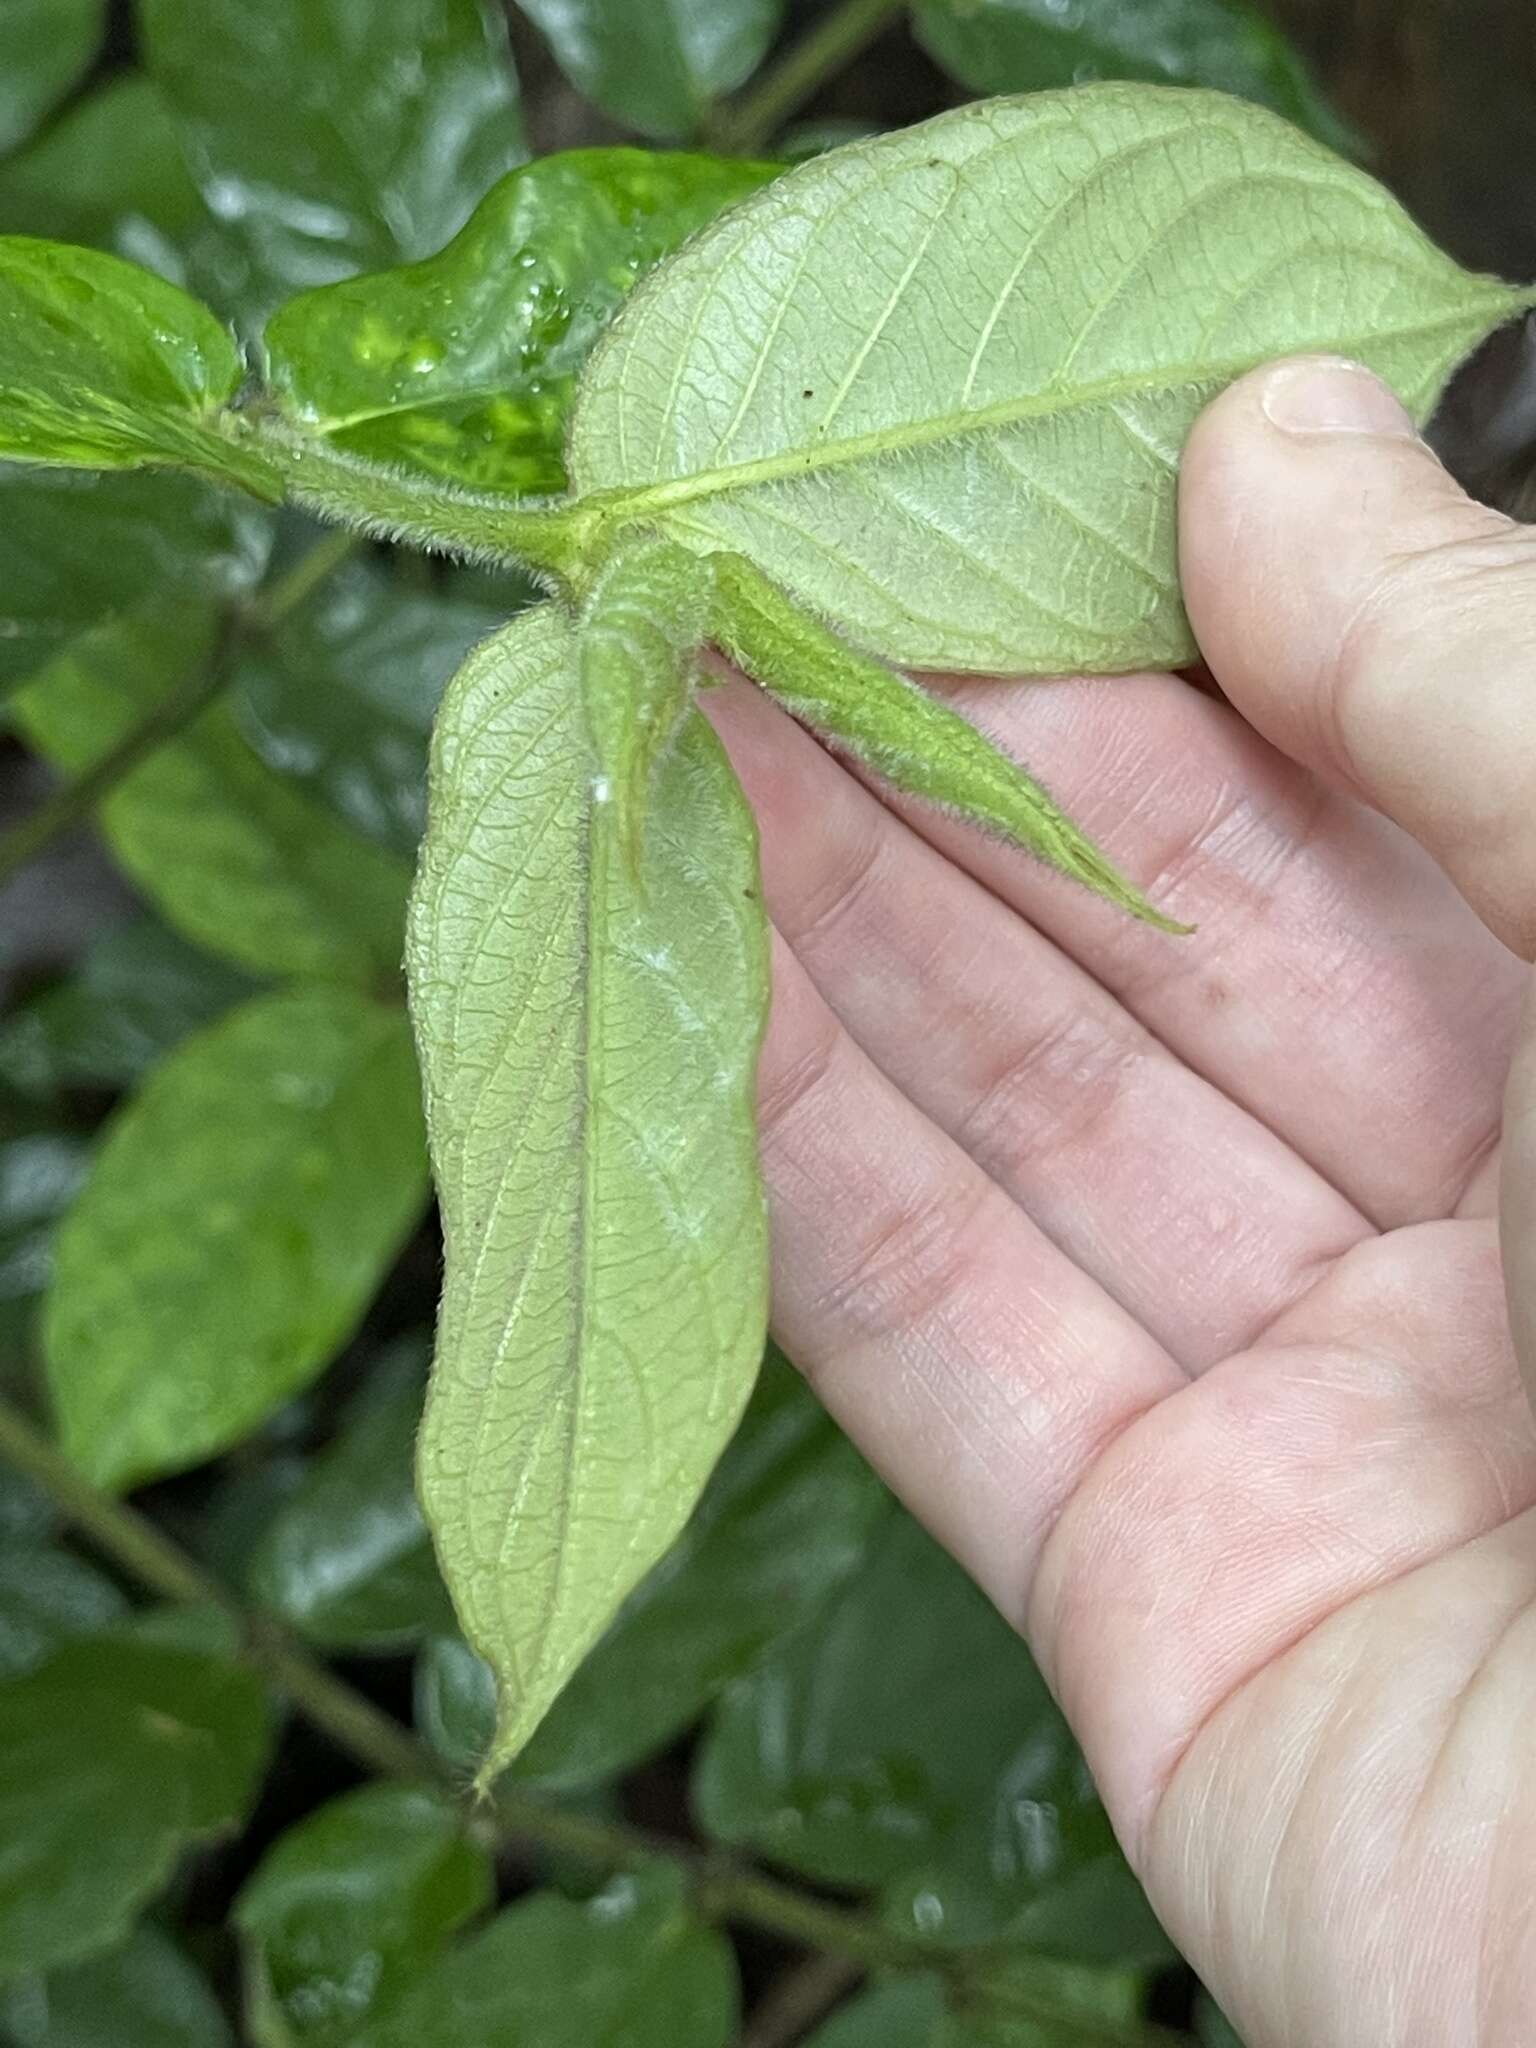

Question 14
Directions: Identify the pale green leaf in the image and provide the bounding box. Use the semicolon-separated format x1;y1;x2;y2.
515;0;783;140
408;603;769;1775
45;986;428;1491
235;1784;492;2048
0;238;270;489
12;602;411;982
0;0;106;155
0;1925;232;2048
570;87;1530;675
712;552;1184;928
0;1623;271;1984
263;150;778;494
352;1868;736;2048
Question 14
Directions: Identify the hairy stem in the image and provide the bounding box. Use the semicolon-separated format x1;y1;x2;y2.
253;421;589;588
0;1391;1178;2042
706;0;906;154
0;529;361;895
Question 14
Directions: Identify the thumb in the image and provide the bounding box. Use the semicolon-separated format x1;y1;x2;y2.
1180;354;1536;961
1180;354;1536;1395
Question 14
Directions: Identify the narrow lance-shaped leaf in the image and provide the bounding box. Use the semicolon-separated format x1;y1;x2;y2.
408;601;770;1776
580;538;711;875
263;150;778;494
569;87;1534;677
0;238;273;492
712;552;1185;929
45;987;429;1491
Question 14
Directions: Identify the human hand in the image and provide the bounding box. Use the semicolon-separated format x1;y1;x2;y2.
702;355;1536;2046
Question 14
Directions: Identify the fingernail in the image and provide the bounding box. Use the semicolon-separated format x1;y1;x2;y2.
1260;357;1417;439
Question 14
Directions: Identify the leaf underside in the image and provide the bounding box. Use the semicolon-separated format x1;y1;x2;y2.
570;85;1528;675
407;603;769;1775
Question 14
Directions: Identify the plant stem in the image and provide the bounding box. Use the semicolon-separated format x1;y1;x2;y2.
707;0;906;154
0;1393;1179;2043
740;1954;863;2048
254;422;588;589
0;531;360;896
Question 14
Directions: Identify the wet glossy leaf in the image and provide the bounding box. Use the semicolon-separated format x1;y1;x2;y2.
45;986;428;1491
352;1867;736;2048
264;150;777;493
0;1544;127;1679
0;915;257;1102
571;88;1529;675
1194;1996;1246;2048
409;603;769;1774
0;239;269;490
248;1337;455;1651
0;1127;88;1343
233;564;507;856
12;603;411;982
141;0;525;319
913;0;1359;155
235;1783;492;2048
0;465;268;687
694;1510;1164;1961
0;1622;271;1983
803;1968;1146;2047
516;0;782;139
0;0;106;154
0;1925;232;2048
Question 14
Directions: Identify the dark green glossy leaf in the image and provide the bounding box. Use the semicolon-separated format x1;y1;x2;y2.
0;465;269;688
0;1128;88;1343
694;1510;1164;1962
802;1968;1146;2047
912;0;1359;156
0;915;257;1102
1194;1996;1245;2048
0;239;269;489
45;986;428;1491
515;0;783;140
0;0;106;154
353;1867;736;2048
141;0;526;319
0;1543;127;1679
233;563;507;855
12;603;411;982
235;1783;493;2048
0;76;208;281
264;149;777;493
248;1337;455;1651
0;1925;232;2048
0;1622;271;1983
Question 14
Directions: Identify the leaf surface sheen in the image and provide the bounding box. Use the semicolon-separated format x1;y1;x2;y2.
408;602;769;1775
571;86;1528;674
515;0;783;140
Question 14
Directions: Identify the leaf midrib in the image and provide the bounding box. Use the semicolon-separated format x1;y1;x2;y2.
577;289;1524;535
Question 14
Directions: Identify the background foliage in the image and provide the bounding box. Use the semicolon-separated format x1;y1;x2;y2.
0;2;1529;2043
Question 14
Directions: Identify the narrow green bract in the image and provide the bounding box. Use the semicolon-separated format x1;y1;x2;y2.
408;604;769;1776
712;553;1187;929
570;86;1529;674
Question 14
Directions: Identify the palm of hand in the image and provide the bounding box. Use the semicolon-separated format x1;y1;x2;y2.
704;657;1535;2047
